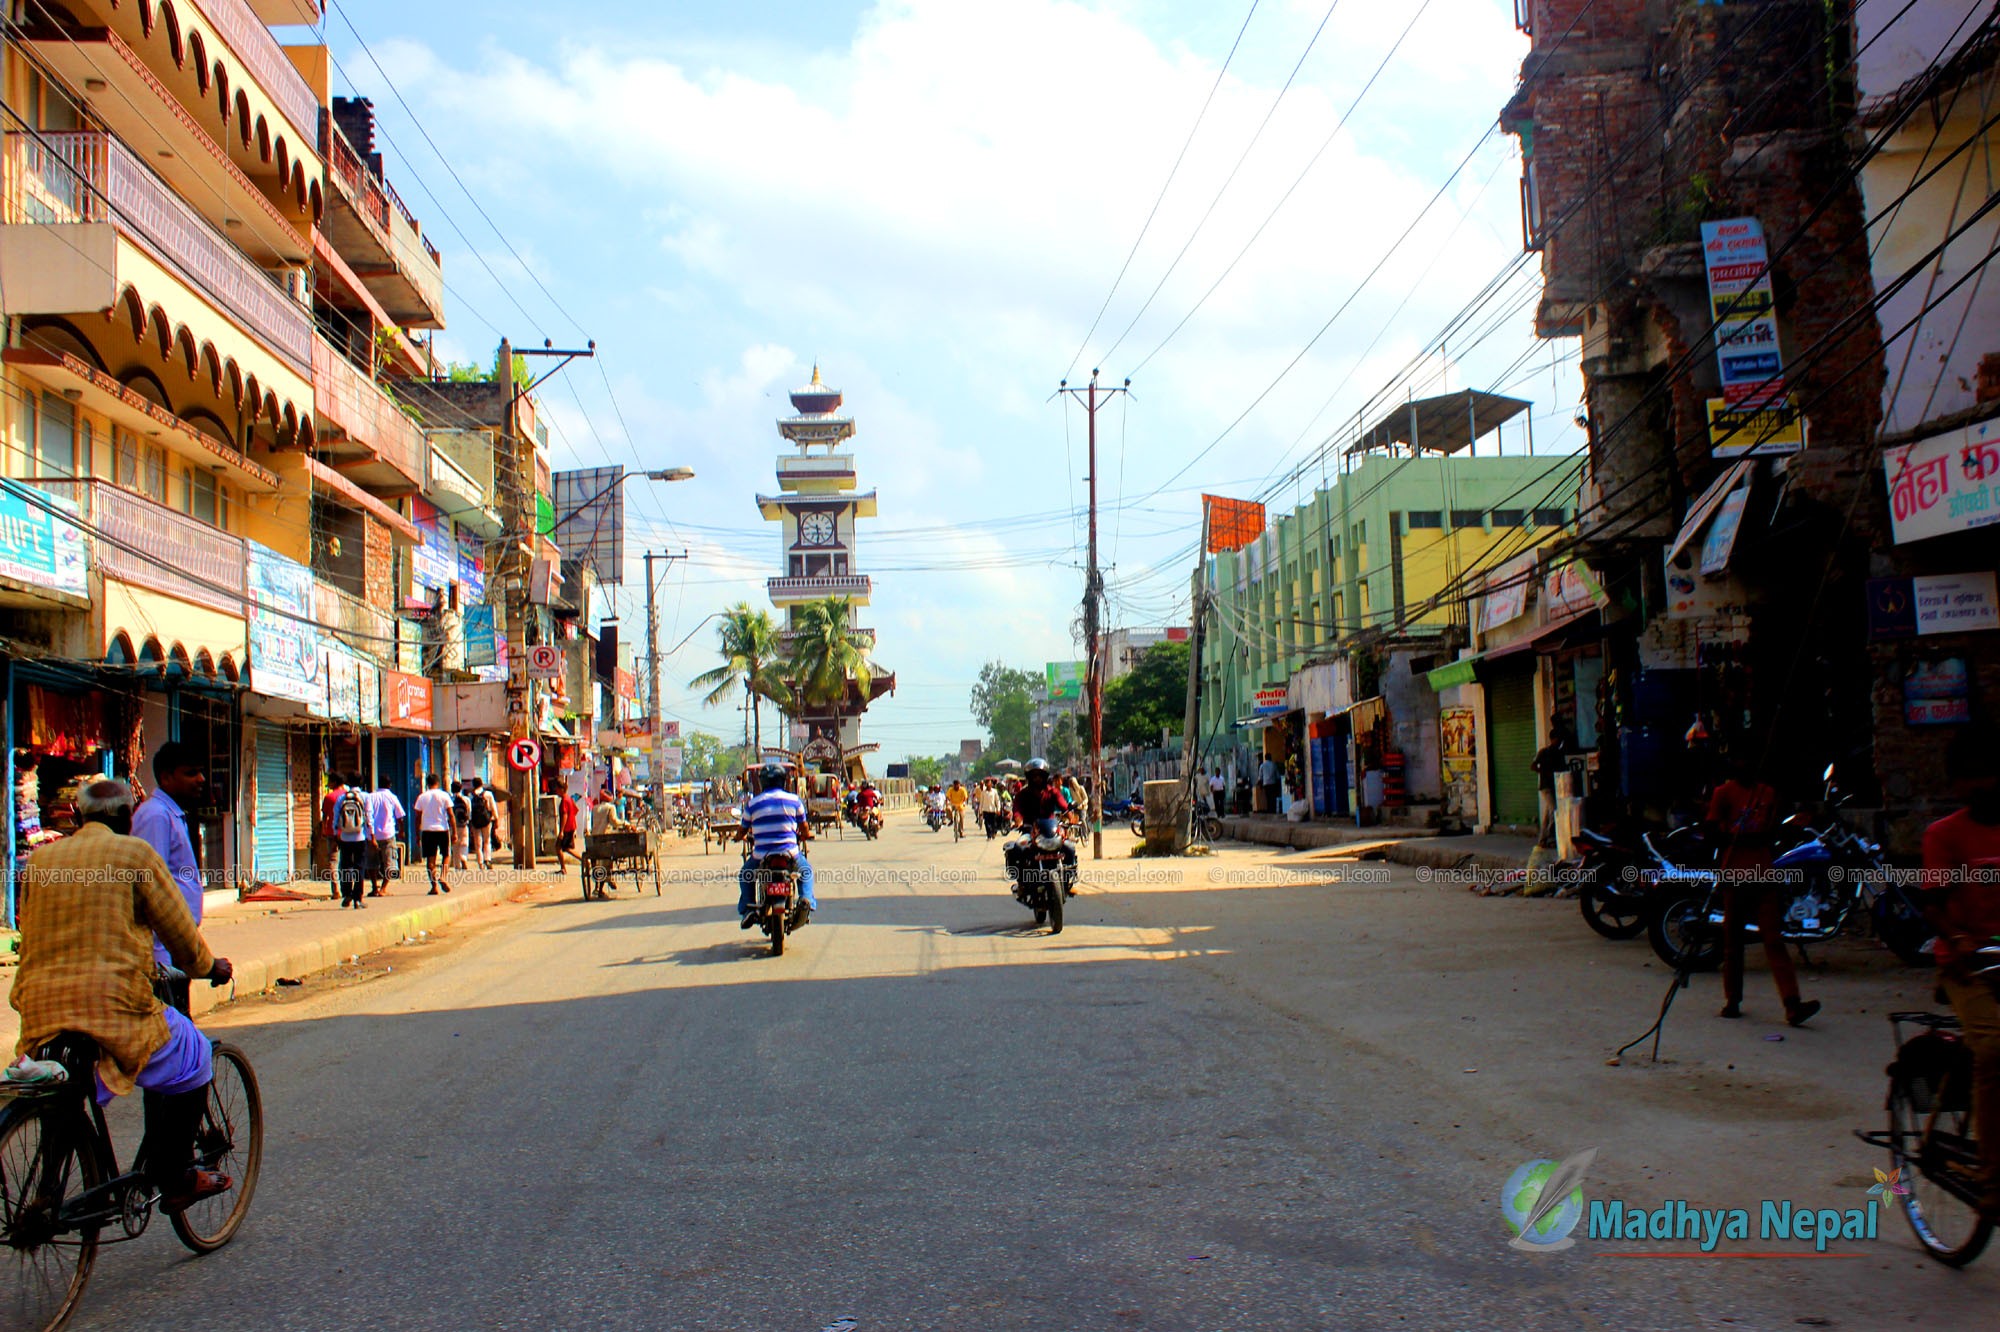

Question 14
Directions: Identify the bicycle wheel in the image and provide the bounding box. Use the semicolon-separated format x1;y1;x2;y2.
1888;1074;1991;1266
0;1107;102;1332
169;1043;263;1254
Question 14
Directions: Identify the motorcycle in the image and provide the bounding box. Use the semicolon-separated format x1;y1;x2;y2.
1572;820;1666;940
1008;816;1075;933
924;805;949;833
1647;765;1932;970
748;851;809;957
845;802;882;839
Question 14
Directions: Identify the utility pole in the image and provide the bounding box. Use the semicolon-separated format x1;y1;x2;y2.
1180;508;1210;807
1057;369;1131;861
643;549;686;823
499;337;596;870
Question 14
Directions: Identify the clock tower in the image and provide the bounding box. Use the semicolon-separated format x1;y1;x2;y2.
756;366;893;776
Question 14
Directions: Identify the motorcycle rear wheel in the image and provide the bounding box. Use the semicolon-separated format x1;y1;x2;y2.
1648;893;1723;971
1579;877;1648;940
1047;886;1064;935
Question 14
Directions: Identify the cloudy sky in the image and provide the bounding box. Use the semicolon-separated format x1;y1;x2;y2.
311;0;1582;761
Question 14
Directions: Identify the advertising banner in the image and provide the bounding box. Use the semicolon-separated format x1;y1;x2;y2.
1904;657;1972;725
1202;495;1266;553
1702;218;1802;455
0;480;87;598
1046;661;1085;702
456;534;486;602
551;466;625;584
411;496;456;592
245;542;321;706
1883;417;2000;545
381;669;434;731
463;605;497;667
324;641;382;727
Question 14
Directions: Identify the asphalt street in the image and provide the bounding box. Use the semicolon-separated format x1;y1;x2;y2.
64;818;2000;1331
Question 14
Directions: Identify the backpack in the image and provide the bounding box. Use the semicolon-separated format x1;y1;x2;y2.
451;792;470;826
469;790;494;828
335;790;368;838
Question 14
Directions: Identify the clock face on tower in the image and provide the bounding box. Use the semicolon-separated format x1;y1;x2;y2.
799;511;836;546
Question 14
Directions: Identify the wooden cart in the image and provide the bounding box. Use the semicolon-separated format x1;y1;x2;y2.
579;830;660;900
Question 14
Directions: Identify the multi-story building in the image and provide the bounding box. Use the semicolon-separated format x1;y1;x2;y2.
755;367;892;778
1500;0;1986;845
1198;396;1577;820
0;2;524;907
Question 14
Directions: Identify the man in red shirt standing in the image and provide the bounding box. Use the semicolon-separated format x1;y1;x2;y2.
555;786;580;875
1922;724;2000;1221
1710;758;1819;1026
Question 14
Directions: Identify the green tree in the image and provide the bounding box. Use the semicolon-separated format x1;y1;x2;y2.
680;732;752;781
688;603;791;752
1102;640;1190;748
908;755;945;787
1045;711;1081;770
785;596;873;714
970;660;1038;760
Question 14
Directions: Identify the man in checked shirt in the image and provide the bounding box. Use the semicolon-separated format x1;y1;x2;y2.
10;778;236;1213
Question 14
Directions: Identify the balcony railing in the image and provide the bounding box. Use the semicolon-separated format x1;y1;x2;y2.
1;131;311;372
32;477;247;617
188;0;320;140
313;336;428;482
767;574;873;599
323;114;442;267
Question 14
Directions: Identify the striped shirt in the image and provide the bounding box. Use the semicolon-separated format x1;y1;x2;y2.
744;789;808;857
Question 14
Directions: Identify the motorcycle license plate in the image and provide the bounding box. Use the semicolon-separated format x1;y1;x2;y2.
764;880;791;896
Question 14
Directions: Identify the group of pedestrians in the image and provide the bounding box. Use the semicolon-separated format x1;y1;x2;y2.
324;772;502;903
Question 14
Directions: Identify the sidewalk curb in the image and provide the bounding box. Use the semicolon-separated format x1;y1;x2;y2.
1216;816;1532;873
1379;841;1530;874
190;878;534;1018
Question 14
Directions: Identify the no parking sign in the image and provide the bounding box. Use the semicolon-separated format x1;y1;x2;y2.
507;737;543;772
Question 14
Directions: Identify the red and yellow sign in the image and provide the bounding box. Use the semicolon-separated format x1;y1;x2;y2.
380;670;433;731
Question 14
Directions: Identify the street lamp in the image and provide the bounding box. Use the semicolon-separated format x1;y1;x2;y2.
544;465;696;535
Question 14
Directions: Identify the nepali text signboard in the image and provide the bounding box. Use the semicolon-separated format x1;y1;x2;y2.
1252;684;1290;716
245;542;321;706
1883;417;2000;545
1701;217;1804;457
0;480;87;599
1904;657;1972;726
1866;572;1998;639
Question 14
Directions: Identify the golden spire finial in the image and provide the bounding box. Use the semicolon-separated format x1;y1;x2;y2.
811;362;822;386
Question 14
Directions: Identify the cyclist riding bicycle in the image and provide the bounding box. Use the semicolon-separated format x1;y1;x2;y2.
9;778;235;1213
946;779;969;833
1921;723;2000;1223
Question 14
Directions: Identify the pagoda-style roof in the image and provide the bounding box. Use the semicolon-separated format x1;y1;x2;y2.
785;670;898;714
790;364;844;416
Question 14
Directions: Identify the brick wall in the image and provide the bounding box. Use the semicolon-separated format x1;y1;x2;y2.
363;515;393;608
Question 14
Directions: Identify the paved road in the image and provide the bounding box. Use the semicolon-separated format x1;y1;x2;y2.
61;819;1992;1330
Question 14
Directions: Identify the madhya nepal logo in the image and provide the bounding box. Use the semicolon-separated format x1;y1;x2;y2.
1502;1152;1891;1255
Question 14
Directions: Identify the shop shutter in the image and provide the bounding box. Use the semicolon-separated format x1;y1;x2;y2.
254;725;290;882
1486;666;1540;828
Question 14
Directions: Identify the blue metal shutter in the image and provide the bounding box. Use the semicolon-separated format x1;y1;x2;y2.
254;725;291;882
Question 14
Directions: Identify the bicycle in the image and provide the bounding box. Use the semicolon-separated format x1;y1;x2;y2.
0;971;264;1332
1855;943;2000;1266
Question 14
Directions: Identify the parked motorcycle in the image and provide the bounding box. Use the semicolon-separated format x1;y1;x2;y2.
1572;821;1666;940
1647;765;1932;970
1008;816;1075;933
748;851;809;957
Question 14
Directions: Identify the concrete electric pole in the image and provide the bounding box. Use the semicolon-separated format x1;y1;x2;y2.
1056;370;1130;861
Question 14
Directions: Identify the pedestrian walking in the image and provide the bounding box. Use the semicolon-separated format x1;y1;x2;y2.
412;773;454;895
555;788;579;874
1710;758;1818;1026
319;773;350;901
1533;726;1573;848
328;772;372;908
466;777;495;871
367;777;405;897
450;780;470;870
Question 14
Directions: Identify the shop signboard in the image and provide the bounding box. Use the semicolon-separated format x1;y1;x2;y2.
0;480;87;598
622;719;654;753
614;667;637;700
1701;218;1804;457
1866;572;1998;639
1904;657;1972;726
1252;684;1289;716
411;497;456;592
463;605;497;667
1705;397;1805;458
323;642;382;727
1046;661;1085;703
1698;483;1752;575
1476;565;1533;633
1542;561;1604;624
432;682;509;734
475;635;509;686
381;669;433;730
245;543;321;706
456;533;487;602
1882;417;2000;545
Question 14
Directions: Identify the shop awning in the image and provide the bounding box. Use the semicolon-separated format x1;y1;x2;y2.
1667;461;1757;571
1233;713;1281;730
1424;614;1603;691
1342;696;1388;731
1425;657;1477;691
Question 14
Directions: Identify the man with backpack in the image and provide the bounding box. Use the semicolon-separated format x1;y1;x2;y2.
449;781;471;870
466;777;496;872
319;773;349;901
327;773;372;908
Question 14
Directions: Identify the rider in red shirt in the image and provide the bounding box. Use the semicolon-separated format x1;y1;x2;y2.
1922;724;2000;1221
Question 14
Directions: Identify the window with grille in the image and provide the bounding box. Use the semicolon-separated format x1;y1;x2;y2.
1450;509;1484;528
1407;511;1441;530
1491;509;1525;527
1532;507;1568;526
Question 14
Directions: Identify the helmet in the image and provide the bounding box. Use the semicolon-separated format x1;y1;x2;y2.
1024;757;1052;784
757;760;791;791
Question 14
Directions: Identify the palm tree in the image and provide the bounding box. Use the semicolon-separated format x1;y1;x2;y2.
785;596;873;722
688;603;790;752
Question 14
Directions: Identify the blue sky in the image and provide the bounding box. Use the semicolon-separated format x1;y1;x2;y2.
310;0;1581;762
